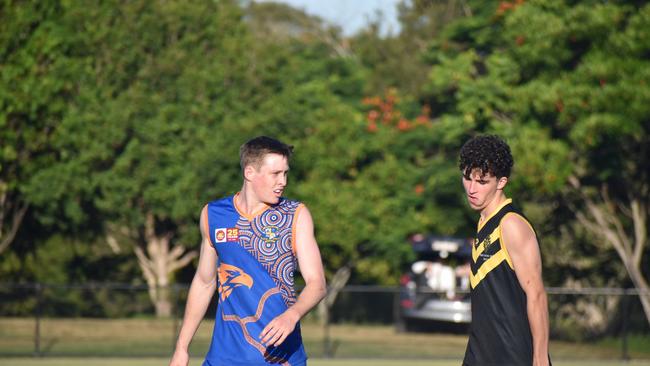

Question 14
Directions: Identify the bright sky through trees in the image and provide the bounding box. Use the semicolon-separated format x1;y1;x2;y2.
255;0;401;36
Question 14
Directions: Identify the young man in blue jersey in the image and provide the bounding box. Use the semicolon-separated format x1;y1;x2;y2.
460;135;551;366
170;136;327;366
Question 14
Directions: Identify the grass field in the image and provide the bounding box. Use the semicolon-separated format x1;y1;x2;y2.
0;317;648;364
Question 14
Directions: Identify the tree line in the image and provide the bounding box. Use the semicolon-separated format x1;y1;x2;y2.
1;0;648;335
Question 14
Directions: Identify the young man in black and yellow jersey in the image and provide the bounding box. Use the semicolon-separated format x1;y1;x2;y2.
460;135;551;366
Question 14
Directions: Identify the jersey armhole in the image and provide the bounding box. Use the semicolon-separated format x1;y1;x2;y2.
202;204;214;248
499;212;535;270
291;203;305;256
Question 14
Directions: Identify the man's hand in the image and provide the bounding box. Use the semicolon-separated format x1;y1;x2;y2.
259;308;300;347
169;348;189;366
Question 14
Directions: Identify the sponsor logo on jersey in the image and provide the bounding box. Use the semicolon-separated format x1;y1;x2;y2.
227;228;239;241
262;225;279;243
215;228;227;243
215;227;239;243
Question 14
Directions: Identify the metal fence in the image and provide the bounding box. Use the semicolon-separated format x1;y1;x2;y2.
0;283;648;360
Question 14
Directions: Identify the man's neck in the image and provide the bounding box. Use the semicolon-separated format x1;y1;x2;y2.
236;184;267;216
479;193;508;223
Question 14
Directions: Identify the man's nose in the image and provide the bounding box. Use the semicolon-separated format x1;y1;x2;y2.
467;181;477;193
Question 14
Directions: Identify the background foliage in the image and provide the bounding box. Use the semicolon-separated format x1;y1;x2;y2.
1;0;648;337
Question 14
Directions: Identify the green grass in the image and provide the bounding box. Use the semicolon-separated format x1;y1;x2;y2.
1;317;648;362
597;334;650;358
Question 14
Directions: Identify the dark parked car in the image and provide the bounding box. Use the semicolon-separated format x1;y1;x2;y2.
397;234;472;332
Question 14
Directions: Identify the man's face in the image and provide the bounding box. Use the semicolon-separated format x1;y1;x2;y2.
247;153;289;205
461;168;507;212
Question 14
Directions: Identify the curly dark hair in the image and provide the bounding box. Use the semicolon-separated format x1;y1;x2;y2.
459;135;513;179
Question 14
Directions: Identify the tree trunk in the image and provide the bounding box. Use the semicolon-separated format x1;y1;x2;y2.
134;212;198;318
0;185;29;255
154;280;173;317
317;264;351;357
569;177;650;327
318;265;352;358
317;264;352;323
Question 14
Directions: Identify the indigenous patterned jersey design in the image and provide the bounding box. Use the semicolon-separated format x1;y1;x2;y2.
204;194;306;366
463;199;536;366
237;199;301;307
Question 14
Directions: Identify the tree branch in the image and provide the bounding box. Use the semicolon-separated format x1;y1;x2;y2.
568;175;581;190
461;0;473;17
323;264;351;308
144;211;155;243
134;245;158;302
105;234;122;254
599;185;633;252
0;201;28;254
168;249;198;273
168;244;186;262
134;246;156;284
617;195;633;218
0;188;6;232
631;198;647;268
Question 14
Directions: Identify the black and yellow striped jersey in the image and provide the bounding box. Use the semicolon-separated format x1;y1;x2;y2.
463;198;537;366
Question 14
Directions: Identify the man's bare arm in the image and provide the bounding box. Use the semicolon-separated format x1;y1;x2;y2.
501;213;550;366
260;205;326;347
169;205;218;366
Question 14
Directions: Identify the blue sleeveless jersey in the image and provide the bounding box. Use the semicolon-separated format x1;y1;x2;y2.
203;194;307;366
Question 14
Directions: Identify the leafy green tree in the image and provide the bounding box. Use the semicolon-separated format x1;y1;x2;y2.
293;88;473;287
422;0;650;326
25;0;256;317
0;2;80;254
21;0;372;317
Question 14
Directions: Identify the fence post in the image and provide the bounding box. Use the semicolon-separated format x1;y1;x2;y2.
393;286;403;332
34;283;42;357
172;284;179;351
322;305;332;358
621;293;630;361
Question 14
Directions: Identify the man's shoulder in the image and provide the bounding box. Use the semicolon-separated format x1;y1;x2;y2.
501;208;534;229
500;212;537;248
206;195;235;209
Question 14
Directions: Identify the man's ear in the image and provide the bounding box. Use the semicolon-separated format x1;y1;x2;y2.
243;165;256;181
497;176;508;190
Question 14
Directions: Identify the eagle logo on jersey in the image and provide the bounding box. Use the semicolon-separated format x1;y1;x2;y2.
218;263;253;301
